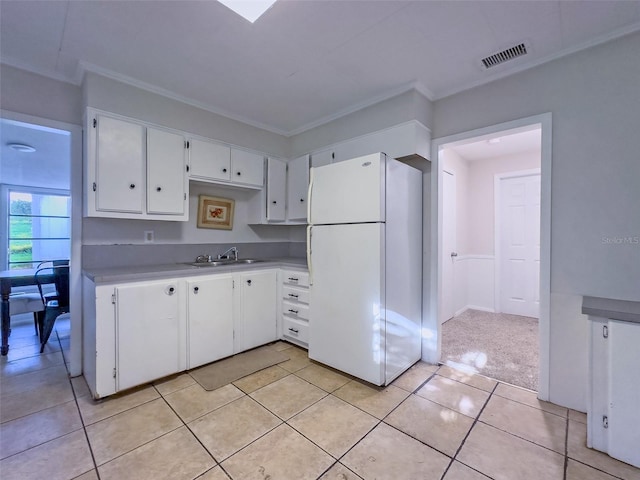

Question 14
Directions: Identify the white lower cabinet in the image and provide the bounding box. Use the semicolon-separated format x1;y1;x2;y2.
115;280;183;391
279;269;310;347
83;267;282;399
236;270;278;352
187;275;234;369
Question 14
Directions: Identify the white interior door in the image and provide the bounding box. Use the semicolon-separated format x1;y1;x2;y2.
499;174;540;317
441;170;456;324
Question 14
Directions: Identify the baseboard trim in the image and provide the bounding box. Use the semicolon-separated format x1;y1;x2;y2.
455;305;497;317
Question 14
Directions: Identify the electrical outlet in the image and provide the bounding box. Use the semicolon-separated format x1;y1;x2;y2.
144;230;154;243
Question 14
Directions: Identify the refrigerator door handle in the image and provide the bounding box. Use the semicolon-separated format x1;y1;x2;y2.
307;225;313;285
307;168;314;224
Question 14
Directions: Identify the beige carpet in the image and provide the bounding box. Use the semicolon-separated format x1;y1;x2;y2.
441;309;539;391
190;346;289;391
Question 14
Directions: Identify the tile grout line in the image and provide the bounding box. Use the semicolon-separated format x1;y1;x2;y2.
57;329;102;480
438;381;500;480
563;414;569;480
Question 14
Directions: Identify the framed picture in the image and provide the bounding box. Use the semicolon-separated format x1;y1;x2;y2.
197;195;235;230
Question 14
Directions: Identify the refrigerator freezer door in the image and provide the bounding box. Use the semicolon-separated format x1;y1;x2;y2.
309;153;385;225
308;223;386;385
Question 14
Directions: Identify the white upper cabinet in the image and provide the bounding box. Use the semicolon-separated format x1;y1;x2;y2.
94;115;145;214
86;109;189;221
147;127;187;215
310;149;335;168
286;155;310;222
231;148;265;187
266;157;286;222
188;138;231;182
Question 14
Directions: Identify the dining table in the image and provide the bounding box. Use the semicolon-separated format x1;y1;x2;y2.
1;268;54;355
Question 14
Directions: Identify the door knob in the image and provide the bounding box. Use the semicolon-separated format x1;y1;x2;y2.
450;252;458;258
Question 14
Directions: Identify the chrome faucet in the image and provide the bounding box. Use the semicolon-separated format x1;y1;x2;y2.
195;254;212;263
217;246;238;261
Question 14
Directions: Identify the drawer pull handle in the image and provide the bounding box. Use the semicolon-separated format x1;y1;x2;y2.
288;277;299;282
288;293;299;298
288;328;299;334
288;309;299;314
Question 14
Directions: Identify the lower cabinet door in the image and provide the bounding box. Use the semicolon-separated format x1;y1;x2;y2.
239;270;277;351
116;280;181;391
187;275;234;369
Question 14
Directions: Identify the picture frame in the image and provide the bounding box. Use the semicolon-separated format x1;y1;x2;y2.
197;195;235;230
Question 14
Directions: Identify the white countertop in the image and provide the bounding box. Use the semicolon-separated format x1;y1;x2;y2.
83;257;307;284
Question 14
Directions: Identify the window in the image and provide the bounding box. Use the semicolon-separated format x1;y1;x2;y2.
7;188;70;270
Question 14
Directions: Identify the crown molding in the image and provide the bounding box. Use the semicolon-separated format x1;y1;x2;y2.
286;81;434;137
77;61;290;136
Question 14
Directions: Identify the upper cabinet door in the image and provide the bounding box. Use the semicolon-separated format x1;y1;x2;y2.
310;149;335;168
266;158;286;222
95;115;145;213
287;155;310;221
231;149;264;187
147;127;186;215
189;138;231;182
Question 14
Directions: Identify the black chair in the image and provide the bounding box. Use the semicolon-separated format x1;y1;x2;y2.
35;264;69;352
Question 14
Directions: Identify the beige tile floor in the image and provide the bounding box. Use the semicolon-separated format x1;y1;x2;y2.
1;320;639;480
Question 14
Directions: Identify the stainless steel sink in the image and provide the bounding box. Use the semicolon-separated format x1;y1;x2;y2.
189;261;230;267
189;258;265;267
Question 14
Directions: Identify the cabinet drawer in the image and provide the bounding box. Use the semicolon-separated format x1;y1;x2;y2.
283;317;308;344
283;285;309;304
282;270;309;288
283;300;309;321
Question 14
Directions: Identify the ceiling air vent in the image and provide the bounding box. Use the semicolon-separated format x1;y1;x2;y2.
481;43;527;69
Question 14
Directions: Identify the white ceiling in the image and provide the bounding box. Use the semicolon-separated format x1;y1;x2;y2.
0;119;71;190
1;1;640;135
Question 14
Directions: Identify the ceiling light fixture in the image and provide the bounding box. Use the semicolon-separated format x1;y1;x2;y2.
218;0;276;23
7;143;36;153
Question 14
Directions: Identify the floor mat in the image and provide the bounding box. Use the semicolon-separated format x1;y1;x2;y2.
190;345;290;391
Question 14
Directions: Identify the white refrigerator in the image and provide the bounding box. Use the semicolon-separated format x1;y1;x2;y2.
307;152;422;386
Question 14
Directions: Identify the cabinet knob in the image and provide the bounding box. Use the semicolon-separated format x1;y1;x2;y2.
246;279;252;285
300;198;304;202
272;200;277;204
156;186;162;192
166;286;175;295
193;286;199;294
222;168;227;173
237;171;242;176
129;183;136;189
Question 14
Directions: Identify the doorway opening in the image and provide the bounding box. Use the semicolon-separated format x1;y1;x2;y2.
432;116;551;396
1;113;82;375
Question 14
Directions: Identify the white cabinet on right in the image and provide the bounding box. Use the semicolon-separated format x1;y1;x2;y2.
584;296;640;468
280;269;310;347
236;270;278;352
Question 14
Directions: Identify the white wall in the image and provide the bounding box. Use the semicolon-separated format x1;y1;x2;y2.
433;32;640;410
0;64;82;126
82;182;294;245
83;73;288;158
291;89;433;157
